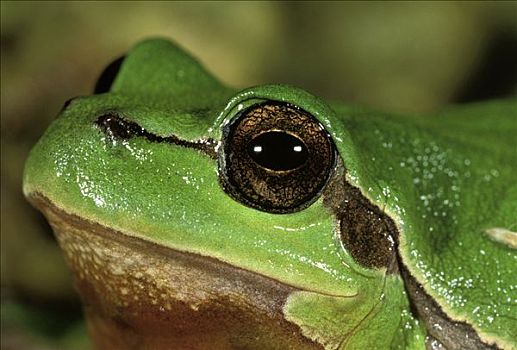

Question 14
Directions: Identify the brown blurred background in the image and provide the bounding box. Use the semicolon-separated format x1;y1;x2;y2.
1;2;516;349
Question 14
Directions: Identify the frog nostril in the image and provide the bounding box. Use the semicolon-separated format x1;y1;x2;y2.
57;97;76;115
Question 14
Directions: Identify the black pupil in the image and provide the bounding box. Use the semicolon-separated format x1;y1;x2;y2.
247;131;308;171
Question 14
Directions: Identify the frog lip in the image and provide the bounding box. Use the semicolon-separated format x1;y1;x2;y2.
27;192;324;348
27;193;499;349
26;192;354;298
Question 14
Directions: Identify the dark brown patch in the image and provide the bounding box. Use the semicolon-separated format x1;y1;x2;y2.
323;162;498;348
219;102;335;213
96;113;218;159
27;193;323;350
323;161;499;350
323;162;398;271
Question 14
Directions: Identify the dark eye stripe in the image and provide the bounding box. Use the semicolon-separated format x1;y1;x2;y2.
95;113;218;159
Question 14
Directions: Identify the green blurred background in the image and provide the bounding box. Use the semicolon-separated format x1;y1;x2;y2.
1;1;516;349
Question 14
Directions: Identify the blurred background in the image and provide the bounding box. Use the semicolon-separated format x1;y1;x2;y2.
1;1;516;349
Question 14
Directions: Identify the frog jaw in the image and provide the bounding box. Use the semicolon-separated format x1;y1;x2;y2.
28;193;324;350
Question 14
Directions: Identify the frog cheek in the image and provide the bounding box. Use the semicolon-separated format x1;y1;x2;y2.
218;101;336;214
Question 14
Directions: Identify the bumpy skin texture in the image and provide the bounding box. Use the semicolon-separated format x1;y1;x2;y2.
23;38;516;349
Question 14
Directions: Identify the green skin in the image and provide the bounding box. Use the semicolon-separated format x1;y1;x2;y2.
23;38;516;349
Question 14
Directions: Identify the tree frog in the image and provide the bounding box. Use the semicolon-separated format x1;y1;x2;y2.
23;38;516;350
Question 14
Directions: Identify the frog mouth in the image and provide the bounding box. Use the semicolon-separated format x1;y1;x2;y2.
31;192;496;350
27;193;323;349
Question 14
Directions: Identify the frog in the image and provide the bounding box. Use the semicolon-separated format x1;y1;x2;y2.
23;38;516;350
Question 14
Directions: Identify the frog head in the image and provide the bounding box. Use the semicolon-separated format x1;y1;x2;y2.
23;38;516;349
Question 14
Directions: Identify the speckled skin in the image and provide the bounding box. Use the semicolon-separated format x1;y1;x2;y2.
23;38;516;349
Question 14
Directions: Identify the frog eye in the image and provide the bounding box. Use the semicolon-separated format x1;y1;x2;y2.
219;102;336;213
94;56;125;94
